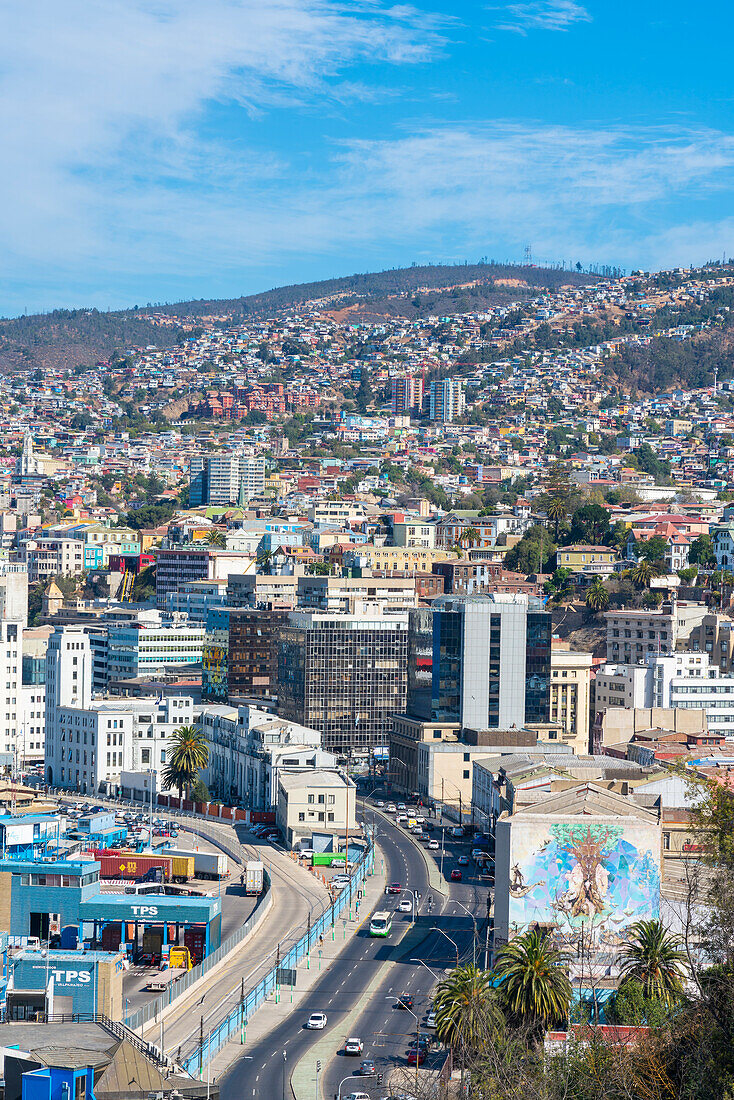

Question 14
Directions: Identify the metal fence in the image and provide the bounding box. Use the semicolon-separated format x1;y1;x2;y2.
124;868;272;1034
182;844;375;1076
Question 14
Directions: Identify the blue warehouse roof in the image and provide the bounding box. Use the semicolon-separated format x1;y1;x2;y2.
0;857;100;874
79;892;221;924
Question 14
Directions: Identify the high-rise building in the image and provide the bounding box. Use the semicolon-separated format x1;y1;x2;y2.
0;621;22;768
189;453;266;506
431;594;551;730
429;378;465;423
276;611;409;755
228;608;287;701
391;375;424;417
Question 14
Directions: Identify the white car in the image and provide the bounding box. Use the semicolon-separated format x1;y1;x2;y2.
344;1037;364;1055
398;898;413;913
428;840;440;851
425;1011;437;1029
306;1012;327;1029
386;804;397;813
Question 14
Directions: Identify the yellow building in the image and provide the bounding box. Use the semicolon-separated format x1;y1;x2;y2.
556;545;616;572
549;648;593;753
348;546;456;573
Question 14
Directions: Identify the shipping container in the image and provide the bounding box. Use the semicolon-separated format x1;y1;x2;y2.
160;847;225;879
93;851;172;882
244;860;264;895
184;927;206;965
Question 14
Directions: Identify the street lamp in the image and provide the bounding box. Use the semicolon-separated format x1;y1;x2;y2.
453;899;478;969
281;1050;287;1100
386;996;421;1091
431;926;459;967
410;958;442;981
338;1076;370;1100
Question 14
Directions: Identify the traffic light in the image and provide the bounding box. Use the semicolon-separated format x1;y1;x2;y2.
377;1073;383;1085
316;1061;322;1072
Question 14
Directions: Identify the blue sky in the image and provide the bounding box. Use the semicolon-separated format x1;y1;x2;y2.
2;0;734;315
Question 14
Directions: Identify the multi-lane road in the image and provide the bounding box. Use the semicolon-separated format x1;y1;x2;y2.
220;798;491;1100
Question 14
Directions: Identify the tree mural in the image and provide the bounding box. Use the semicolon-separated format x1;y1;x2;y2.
550;823;623;920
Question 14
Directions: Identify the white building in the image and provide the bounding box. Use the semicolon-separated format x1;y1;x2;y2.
0;621;22;768
20;682;45;766
44;624;194;794
198;702;337;809
605;602;707;665
594;651;734;740
429;379;465;423
276;768;357;850
106;610;206;684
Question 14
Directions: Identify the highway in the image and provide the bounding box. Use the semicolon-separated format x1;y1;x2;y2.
220;803;490;1100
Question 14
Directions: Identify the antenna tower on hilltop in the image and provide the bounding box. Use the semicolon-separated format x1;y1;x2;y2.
524;244;533;266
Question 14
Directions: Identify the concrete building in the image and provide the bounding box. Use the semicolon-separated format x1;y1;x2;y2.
430;594;551;731
391;375;424;417
44;625;194;794
198;702;336;808
391;518;435;549
429;378;465;423
155;548;254;609
295;574;417;614
105;610;205;684
493;783;662;955
276;768;357;850
277;610;409;755
189;453;266;506
0;622;22;769
605;601;707;665
0;565;28;626
163;578;229;622
549;648;593;753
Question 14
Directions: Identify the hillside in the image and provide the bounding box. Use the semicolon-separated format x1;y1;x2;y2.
149;261;599;322
0;308;184;374
0;263;598;373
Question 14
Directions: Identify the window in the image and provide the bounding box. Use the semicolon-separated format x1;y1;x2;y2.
298;812;305;822
463;769;469;779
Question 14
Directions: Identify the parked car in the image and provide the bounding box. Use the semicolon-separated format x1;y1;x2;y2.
407;1049;426;1066
425;1011;437;1029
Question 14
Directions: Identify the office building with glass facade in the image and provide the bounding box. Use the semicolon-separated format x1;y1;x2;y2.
276;611;409;755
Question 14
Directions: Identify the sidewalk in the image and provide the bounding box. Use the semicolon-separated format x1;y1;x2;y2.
202;844;389;1084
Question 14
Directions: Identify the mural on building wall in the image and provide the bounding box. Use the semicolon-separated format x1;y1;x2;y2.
508;819;660;949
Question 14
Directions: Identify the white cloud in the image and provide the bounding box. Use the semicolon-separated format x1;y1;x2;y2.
492;1;591;34
0;0;443;309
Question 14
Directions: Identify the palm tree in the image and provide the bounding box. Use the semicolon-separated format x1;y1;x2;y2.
585;578;610;614
631;558;664;589
433;965;501;1054
546;495;566;540
162;725;209;801
493;929;572;1042
206;528;227;548
460;527;481;549
617;919;689;1006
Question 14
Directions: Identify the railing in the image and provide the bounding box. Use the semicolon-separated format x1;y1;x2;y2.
17;1014;171;1072
124;868;272;1034
181;843;374;1075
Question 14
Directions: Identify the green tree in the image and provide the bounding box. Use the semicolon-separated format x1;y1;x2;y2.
494;929;572;1043
689;533;715;567
546;495;567;540
569;503;611;546
585;578;610;613
206;528;227;548
161;725;209;800
617;919;688;1007
503;526;557;575
630;558;664;588
638;534;669;564
433;965;501;1054
608;978;675;1027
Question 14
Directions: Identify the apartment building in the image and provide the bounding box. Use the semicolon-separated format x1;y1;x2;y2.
605;601;707;665
391;375;424;417
549;648;593;753
429;378;465;423
189;453;266;506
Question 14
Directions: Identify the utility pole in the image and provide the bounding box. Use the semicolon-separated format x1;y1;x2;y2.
484;890;492;970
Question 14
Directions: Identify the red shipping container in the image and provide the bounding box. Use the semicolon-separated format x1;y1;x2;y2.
94;851;172;881
184;927;206;965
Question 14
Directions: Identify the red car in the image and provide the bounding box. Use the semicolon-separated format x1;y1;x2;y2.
408;1049;426;1066
450;869;462;882
386;882;402;895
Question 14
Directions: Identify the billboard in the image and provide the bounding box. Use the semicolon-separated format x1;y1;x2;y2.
507;817;661;951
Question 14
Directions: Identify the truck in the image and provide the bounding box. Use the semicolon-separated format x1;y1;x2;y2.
161;847;227;879
244;860;264;895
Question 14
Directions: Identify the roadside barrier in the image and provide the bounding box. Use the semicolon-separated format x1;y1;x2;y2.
181;843;374;1076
